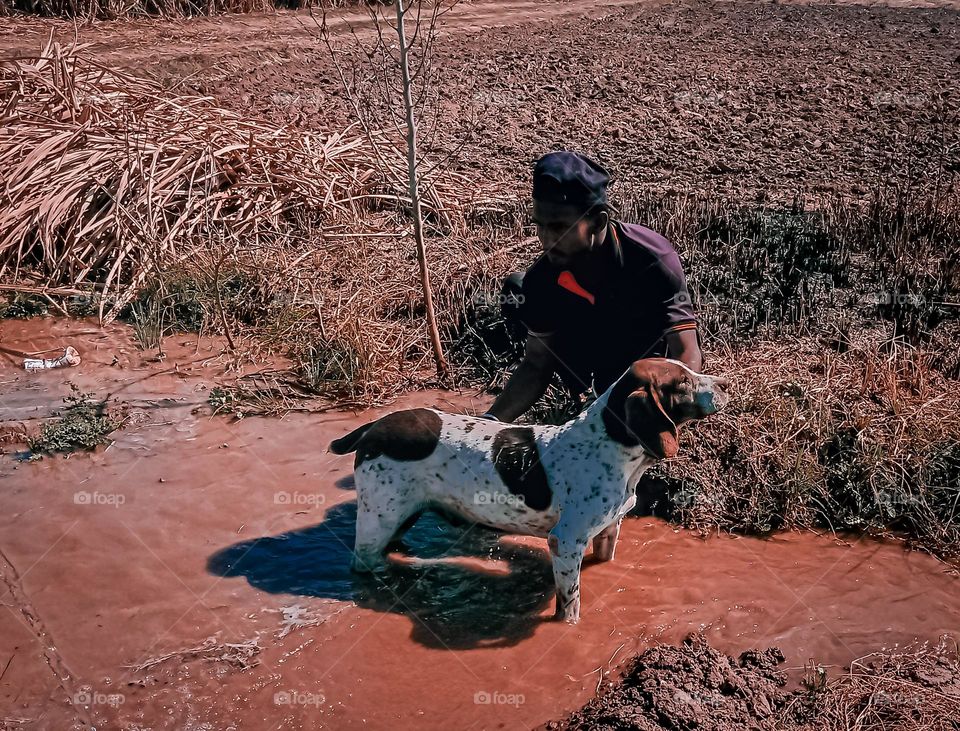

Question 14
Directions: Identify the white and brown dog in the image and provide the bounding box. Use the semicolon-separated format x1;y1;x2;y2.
329;358;729;623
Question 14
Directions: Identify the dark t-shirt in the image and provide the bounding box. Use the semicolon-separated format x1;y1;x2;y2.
518;221;696;394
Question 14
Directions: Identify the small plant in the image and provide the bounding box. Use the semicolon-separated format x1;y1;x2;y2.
450;289;526;389
28;385;127;455
208;386;240;416
126;276;207;349
296;340;363;395
0;293;49;319
125;271;280;350
801;661;829;696
694;207;847;337
208;379;307;419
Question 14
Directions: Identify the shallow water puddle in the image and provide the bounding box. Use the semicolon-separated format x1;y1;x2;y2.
1;319;958;730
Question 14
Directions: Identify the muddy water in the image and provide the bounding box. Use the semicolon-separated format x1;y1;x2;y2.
1;318;958;730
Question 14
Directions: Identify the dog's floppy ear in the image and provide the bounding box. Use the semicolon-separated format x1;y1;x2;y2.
603;359;686;456
624;384;679;459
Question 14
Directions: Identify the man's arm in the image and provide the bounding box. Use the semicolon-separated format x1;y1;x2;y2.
664;328;703;372
485;333;556;423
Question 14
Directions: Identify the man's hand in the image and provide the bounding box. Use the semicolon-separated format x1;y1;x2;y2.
485;333;556;422
665;328;703;372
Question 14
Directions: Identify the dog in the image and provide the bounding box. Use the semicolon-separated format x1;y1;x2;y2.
329;358;729;623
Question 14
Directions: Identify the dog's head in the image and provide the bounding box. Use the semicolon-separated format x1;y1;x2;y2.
601;358;729;459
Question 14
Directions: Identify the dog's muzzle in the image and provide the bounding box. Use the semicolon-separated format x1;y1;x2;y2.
694;376;730;416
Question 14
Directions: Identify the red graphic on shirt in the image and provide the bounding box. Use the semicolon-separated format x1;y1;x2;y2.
557;270;596;305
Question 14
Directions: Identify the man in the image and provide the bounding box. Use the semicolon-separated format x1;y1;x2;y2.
485;151;702;423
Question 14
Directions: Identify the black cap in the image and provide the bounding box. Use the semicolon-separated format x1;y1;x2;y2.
532;151;610;210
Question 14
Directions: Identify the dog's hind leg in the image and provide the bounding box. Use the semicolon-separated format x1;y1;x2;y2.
352;488;422;573
592;519;622;562
592;492;636;562
385;509;425;553
353;507;394;572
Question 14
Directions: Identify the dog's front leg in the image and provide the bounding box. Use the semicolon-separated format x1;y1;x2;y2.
548;532;588;623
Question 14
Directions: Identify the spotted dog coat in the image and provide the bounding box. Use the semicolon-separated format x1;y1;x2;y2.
330;358;729;623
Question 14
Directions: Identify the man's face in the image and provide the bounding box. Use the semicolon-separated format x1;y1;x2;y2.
532;199;598;268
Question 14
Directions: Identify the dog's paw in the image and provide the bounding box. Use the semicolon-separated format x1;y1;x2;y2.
553;609;580;624
553;597;581;624
351;555;385;573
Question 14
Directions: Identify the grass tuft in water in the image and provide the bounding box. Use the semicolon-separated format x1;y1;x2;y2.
28;385;127;455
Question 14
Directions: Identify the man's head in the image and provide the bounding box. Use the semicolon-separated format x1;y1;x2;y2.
532;152;611;268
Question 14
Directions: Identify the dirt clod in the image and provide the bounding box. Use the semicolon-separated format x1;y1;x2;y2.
552;634;789;731
551;634;960;731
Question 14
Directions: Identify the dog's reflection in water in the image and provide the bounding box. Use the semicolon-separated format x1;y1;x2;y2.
208;500;555;649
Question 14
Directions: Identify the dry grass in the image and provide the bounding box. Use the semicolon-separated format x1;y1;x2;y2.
0;43;488;401
789;637;960;730
0;42;469;326
0;0;295;19
126;635;262;673
555;633;960;730
660;335;960;558
0;41;377;319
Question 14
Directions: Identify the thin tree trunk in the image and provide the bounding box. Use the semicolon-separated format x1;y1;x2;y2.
394;0;451;384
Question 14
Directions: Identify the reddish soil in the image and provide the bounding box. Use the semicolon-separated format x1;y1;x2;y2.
1;317;959;730
548;632;960;730
549;633;791;730
2;0;958;202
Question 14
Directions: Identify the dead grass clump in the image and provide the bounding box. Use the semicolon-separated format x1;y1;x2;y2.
655;333;960;560
127;635;261;673
1;45;498;400
789;637;960;730
202;223;520;401
552;634;960;731
0;0;288;20
0;42;376;322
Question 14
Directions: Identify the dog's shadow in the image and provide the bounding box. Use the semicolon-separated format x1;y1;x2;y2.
207;500;555;650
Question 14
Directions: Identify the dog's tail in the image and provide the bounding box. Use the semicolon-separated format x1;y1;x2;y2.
329;421;376;454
